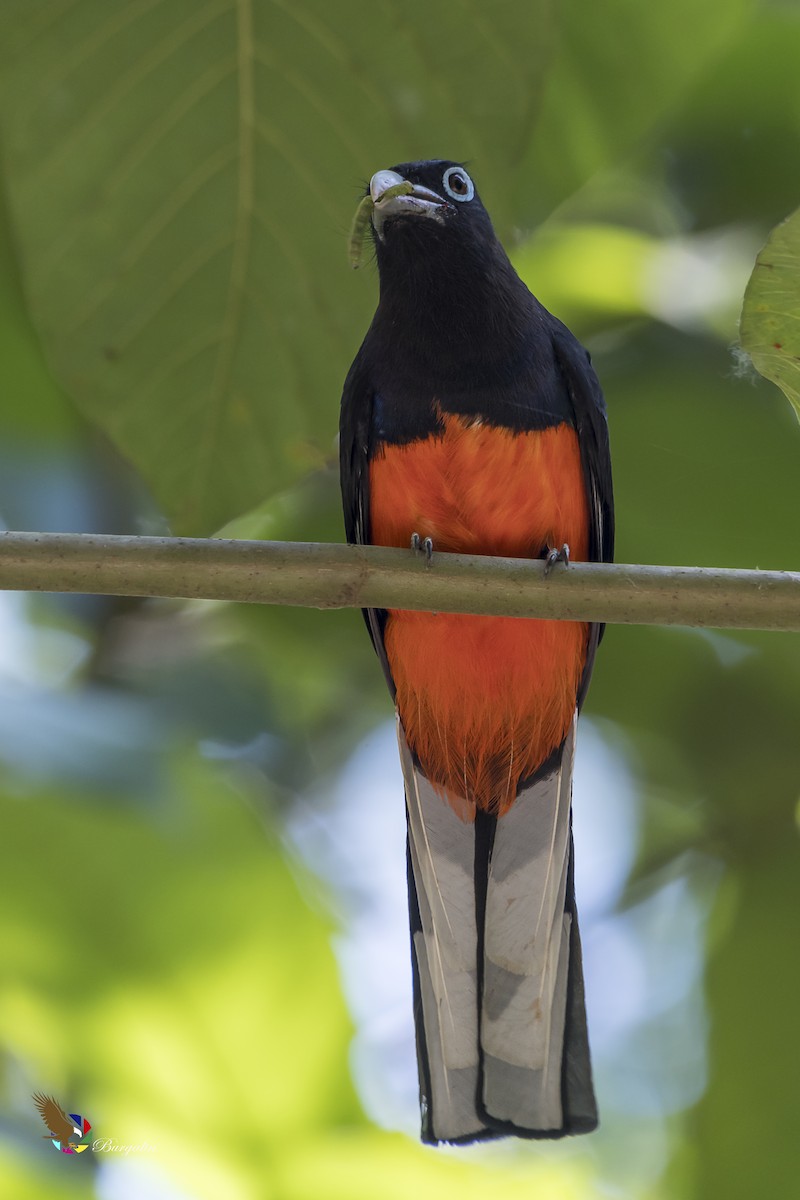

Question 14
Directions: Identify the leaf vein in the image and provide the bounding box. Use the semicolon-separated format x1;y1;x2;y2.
132;329;225;409
187;0;256;516
29;0;233;187
252;41;365;171
113;232;236;352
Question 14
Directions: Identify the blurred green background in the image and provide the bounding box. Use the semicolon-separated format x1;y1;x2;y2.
0;2;799;1197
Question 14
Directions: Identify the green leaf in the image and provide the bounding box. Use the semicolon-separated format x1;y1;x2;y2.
0;0;551;534
513;223;656;330
739;205;800;421
0;0;750;533
0;180;76;442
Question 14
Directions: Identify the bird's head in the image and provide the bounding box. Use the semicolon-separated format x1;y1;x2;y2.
367;160;498;270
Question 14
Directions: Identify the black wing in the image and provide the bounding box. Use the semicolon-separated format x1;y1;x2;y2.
339;347;396;696
550;318;615;707
339;348;371;549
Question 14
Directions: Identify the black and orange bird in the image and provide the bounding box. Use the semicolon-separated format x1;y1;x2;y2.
340;161;614;1144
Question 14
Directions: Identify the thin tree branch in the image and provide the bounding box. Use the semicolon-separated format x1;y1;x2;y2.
0;531;797;631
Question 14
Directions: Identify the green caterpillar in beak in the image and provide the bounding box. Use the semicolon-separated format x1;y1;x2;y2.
348;182;414;269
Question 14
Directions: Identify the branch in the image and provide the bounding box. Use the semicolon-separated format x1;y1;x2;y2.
0;531;798;632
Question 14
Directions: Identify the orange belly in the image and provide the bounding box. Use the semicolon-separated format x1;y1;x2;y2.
369;414;590;817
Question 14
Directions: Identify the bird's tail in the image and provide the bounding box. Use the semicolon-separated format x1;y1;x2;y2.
400;714;597;1144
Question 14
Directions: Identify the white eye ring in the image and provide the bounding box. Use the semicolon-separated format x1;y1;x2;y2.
442;167;474;202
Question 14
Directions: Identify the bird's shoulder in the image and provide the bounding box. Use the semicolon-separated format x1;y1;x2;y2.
345;305;588;445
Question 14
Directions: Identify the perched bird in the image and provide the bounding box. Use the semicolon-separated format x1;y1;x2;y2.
33;1092;81;1146
340;161;613;1144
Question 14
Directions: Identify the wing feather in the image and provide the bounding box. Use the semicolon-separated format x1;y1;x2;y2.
551;319;614;706
33;1092;76;1141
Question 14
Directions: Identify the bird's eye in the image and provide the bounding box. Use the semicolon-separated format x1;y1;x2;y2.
442;167;474;202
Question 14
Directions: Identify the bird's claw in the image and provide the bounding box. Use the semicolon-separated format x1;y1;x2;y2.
411;532;434;566
544;543;570;576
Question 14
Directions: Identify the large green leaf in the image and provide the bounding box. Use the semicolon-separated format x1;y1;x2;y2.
0;0;749;533
0;181;76;442
739;205;800;422
0;0;552;534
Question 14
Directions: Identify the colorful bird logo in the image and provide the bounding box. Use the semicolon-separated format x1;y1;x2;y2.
33;1093;92;1154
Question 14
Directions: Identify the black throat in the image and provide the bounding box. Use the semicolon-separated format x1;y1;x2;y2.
371;220;541;380
362;218;572;442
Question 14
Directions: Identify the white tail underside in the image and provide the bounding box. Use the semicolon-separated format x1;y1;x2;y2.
400;713;578;1142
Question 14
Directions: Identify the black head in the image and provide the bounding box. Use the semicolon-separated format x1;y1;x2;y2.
368;160;499;269
362;159;535;368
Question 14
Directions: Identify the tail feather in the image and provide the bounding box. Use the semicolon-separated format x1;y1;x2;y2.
560;843;600;1132
481;716;575;1130
400;713;597;1144
400;723;485;1142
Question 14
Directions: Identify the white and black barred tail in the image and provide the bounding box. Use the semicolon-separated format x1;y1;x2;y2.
400;715;597;1144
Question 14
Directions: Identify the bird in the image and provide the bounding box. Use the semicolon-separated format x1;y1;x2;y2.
33;1092;81;1146
339;160;614;1145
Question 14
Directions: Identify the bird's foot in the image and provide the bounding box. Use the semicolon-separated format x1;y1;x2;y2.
543;542;570;576
411;532;434;567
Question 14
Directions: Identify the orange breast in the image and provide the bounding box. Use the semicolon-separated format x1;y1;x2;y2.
370;414;590;818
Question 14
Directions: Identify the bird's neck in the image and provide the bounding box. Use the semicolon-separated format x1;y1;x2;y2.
373;242;536;378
